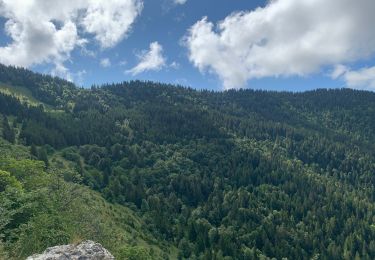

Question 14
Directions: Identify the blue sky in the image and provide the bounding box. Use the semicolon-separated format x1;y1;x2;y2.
0;0;375;91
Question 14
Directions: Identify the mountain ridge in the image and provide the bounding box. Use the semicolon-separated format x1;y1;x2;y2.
0;63;374;259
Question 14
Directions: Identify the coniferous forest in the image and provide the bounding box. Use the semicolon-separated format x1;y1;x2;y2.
0;64;374;259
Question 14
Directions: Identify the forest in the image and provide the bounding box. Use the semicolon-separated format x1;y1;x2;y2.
0;63;374;259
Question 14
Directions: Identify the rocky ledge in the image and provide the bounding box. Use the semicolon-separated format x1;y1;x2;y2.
26;240;114;260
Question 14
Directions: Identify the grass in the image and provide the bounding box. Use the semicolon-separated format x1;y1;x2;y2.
0;83;58;111
0;83;42;106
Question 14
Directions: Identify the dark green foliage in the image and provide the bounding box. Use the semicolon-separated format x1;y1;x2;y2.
37;146;49;167
2;116;15;144
0;64;78;107
29;144;49;167
30;144;38;158
0;64;374;259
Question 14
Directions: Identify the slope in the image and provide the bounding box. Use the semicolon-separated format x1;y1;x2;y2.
0;128;175;259
0;64;374;259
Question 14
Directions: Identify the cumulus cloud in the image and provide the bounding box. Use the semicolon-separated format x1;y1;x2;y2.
330;65;348;80
174;0;187;5
100;58;111;68
127;42;166;75
344;67;375;90
0;0;142;80
332;65;375;90
184;0;375;89
82;0;143;49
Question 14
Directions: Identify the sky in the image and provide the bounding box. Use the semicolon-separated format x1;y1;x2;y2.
0;0;375;91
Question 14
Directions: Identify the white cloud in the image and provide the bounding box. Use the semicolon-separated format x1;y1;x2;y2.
127;42;166;75
174;0;187;5
330;65;348;80
184;0;375;89
119;60;128;66
333;66;375;90
75;70;87;86
51;62;74;82
170;61;180;69
82;0;143;49
100;58;111;68
344;67;375;90
0;0;142;80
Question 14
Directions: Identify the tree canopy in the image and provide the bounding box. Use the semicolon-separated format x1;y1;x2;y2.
0;64;374;259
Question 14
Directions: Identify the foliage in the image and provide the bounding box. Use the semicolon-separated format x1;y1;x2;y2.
0;64;374;259
2;116;15;144
0;157;172;259
118;246;153;260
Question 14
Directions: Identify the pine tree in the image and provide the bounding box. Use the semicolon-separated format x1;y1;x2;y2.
38;146;49;167
2;116;15;144
30;144;38;158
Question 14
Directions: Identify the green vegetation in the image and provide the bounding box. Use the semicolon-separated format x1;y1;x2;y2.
0;63;374;259
0;83;45;108
0;151;173;259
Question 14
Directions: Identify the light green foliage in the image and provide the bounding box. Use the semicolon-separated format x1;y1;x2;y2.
118;246;152;260
0;158;46;190
0;84;43;108
0;170;22;192
0;156;173;259
0;139;31;159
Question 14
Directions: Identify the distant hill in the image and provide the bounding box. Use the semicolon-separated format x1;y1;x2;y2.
0;64;374;259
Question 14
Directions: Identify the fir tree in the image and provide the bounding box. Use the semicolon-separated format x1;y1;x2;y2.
30;144;38;158
2;116;15;144
37;146;49;167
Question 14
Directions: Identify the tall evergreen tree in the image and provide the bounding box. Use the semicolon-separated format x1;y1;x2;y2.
30;144;38;158
37;146;49;167
2;116;15;144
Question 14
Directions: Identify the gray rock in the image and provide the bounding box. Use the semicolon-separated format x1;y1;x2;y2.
26;240;114;260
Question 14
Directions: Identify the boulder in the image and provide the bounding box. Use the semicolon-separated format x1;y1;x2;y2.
26;240;114;260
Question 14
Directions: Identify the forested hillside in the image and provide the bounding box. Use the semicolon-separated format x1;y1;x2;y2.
0;64;374;259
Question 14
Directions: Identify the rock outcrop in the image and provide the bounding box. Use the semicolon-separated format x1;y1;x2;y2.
26;240;114;260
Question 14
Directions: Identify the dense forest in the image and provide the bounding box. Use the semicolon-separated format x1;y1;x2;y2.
0;63;374;259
